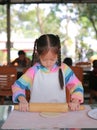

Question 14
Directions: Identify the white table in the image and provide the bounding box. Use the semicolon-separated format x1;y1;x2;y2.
1;105;97;129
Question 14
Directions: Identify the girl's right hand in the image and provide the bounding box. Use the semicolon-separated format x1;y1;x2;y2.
18;96;29;112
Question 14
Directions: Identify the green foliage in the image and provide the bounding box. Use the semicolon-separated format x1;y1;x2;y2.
10;4;65;38
0;5;6;33
77;4;97;39
0;3;97;63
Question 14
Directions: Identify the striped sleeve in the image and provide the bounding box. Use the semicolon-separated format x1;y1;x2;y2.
62;64;84;103
12;65;37;103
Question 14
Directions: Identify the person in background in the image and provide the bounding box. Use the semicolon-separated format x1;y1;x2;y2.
10;50;31;78
63;57;73;66
89;60;97;103
89;60;97;91
12;34;84;112
11;50;31;67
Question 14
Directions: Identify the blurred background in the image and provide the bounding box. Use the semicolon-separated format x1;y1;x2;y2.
0;2;97;67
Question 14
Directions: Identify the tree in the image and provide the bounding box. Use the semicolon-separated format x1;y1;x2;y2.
0;5;6;33
77;4;97;39
11;4;63;38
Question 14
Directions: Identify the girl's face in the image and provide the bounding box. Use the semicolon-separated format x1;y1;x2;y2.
39;50;58;70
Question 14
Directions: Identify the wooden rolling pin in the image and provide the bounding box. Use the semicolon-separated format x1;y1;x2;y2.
14;103;85;112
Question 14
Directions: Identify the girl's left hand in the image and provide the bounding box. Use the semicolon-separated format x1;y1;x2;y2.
68;99;80;111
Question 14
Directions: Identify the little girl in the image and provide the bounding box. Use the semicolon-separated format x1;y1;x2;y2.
12;34;84;112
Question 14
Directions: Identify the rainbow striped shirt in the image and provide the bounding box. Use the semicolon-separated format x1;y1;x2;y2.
12;63;84;103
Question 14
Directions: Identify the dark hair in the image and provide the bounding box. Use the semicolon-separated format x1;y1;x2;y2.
93;60;97;68
32;34;64;89
18;50;25;56
63;57;72;66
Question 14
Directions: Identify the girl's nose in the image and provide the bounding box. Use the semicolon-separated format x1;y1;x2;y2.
47;61;52;66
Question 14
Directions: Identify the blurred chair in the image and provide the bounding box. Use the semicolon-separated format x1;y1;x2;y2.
76;62;92;101
76;61;91;71
0;66;17;104
89;60;97;103
66;66;83;103
89;90;97;104
70;66;83;82
76;61;91;66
